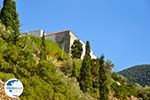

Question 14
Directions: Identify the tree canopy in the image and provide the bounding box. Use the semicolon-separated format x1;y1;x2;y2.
71;40;83;59
0;0;20;44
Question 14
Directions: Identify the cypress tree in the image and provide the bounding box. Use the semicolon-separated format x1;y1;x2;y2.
0;0;20;44
99;54;109;100
71;40;83;59
40;32;47;60
91;59;99;89
71;61;77;78
79;41;92;93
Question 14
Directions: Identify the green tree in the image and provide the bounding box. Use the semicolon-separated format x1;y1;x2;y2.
71;61;77;78
70;59;82;78
71;40;83;59
91;59;99;89
104;60;114;87
105;60;114;73
0;0;20;44
40;32;47;60
79;41;92;93
99;54;109;100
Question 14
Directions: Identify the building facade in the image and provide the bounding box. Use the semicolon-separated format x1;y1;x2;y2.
26;30;97;59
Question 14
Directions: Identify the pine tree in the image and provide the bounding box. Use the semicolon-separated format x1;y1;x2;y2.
79;41;92;93
40;32;47;60
99;54;109;100
0;0;20;44
71;40;83;59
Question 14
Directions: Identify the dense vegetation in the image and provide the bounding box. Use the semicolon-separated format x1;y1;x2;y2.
0;25;92;100
119;64;150;86
0;0;20;44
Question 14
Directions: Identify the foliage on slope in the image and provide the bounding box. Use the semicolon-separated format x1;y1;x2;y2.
111;72;150;100
118;64;150;86
0;24;93;100
111;73;138;100
28;35;68;60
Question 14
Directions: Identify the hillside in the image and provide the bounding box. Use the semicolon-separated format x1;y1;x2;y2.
1;24;149;100
0;25;93;100
118;64;150;86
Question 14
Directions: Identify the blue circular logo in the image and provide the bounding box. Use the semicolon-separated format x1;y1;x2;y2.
4;78;24;98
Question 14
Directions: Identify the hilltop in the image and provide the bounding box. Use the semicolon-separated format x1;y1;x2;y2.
119;64;150;86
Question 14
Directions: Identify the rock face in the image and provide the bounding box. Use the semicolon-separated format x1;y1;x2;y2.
0;80;19;100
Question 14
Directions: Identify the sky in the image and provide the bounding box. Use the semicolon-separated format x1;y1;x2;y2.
1;0;150;71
